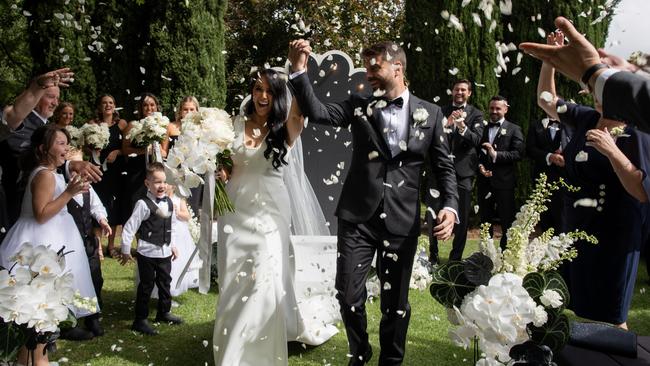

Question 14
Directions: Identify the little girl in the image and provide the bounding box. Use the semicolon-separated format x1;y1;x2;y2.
0;125;98;365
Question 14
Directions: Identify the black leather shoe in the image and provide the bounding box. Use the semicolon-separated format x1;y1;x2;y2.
131;319;158;335
60;325;94;341
85;315;104;337
348;345;372;365
154;312;183;325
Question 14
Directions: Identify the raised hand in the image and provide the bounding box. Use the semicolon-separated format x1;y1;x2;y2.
288;39;312;73
597;48;638;72
519;16;601;84
65;173;90;195
69;160;103;182
34;68;75;89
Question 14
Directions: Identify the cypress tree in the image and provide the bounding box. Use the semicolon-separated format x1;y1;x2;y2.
498;1;619;200
401;0;500;111
0;2;32;106
23;0;97;122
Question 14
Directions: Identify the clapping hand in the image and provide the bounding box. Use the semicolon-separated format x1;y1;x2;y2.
65;173;90;195
482;142;497;161
34;68;75;89
479;164;493;178
288;39;312;73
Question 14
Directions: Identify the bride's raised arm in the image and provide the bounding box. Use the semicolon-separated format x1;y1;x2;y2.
285;96;304;147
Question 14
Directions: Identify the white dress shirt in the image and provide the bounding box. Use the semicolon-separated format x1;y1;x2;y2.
487;118;505;145
379;89;410;157
72;187;108;223
121;192;176;258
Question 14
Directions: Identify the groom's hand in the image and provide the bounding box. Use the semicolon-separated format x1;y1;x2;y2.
433;209;455;241
288;39;311;73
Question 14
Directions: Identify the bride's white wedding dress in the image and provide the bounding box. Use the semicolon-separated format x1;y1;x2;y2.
212;117;338;366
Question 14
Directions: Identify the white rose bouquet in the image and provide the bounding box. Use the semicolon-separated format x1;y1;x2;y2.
430;174;596;365
164;108;235;216
0;244;97;362
79;123;111;165
126;112;169;147
65;125;83;149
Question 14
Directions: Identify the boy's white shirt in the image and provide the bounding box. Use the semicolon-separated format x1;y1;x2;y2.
72;186;107;223
120;191;176;258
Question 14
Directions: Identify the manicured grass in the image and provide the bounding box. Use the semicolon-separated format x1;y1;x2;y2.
53;237;650;365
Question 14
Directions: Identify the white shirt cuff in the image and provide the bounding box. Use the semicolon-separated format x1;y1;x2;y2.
289;69;306;80
545;153;552;166
442;207;460;224
595;68;620;105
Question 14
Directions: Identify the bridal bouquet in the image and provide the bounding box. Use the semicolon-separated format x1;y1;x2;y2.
164;107;235;216
79;123;110;166
0;244;97;362
430;174;596;365
126;112;169;147
65;125;83;149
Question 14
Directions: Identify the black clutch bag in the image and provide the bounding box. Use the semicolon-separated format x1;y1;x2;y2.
569;321;637;358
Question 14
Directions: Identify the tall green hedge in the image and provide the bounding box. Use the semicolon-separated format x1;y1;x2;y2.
402;0;500;111
0;2;32;107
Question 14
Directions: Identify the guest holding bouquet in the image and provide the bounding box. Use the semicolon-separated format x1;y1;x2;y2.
537;31;650;329
86;94;128;257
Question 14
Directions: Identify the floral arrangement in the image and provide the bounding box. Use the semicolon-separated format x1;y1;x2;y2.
164;108;235;216
126;112;169;147
65;125;83;149
79;123;110;150
366;245;433;300
186;204;201;244
429;174;596;365
0;244;98;362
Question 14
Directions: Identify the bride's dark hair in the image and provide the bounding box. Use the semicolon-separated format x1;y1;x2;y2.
244;68;289;170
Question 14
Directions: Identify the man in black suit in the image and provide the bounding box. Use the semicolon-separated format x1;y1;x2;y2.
427;79;483;263
288;40;458;365
526;115;572;232
477;96;524;249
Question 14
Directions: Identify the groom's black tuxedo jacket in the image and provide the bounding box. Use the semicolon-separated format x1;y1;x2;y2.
441;104;484;179
290;73;458;237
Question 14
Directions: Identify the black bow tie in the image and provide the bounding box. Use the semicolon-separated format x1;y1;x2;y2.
452;105;465;111
488;121;501;128
155;197;166;203
379;97;404;109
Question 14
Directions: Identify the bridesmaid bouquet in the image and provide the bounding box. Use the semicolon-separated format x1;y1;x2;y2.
165;108;235;216
429;174;596;366
65;125;83;148
126;112;169;146
0;244;97;362
80;123;110;165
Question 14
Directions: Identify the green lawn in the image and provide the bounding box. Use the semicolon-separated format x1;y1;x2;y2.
53;238;650;365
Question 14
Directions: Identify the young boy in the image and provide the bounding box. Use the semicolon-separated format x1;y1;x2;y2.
119;162;182;335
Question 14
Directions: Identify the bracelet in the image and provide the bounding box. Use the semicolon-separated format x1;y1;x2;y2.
580;63;610;90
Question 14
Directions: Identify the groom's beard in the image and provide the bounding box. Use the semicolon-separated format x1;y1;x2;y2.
367;77;386;91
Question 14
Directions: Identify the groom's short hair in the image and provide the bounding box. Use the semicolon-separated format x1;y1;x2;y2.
361;41;407;73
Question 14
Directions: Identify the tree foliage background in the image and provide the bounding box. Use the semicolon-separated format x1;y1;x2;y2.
0;0;621;203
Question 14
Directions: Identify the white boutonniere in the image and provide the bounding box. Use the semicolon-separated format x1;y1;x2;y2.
500;128;507;135
412;108;429;127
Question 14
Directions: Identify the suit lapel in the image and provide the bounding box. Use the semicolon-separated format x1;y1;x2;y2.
365;99;391;158
492;120;508;149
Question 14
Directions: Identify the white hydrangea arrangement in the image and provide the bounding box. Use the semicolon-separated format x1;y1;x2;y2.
164;108;235;215
126;112;169;146
65;125;83;149
430;174;596;365
0;244;97;362
80;123;110;150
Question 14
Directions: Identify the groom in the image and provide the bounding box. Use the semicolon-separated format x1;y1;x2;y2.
288;40;458;365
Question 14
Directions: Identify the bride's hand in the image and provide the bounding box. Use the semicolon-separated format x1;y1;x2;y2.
288;39;311;73
217;167;230;183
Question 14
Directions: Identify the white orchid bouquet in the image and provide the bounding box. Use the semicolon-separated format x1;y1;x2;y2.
126;112;169;147
65;125;83;149
430;174;596;366
164;108;235;216
0;244;97;362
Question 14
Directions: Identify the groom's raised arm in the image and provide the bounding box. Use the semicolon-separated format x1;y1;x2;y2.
288;71;354;128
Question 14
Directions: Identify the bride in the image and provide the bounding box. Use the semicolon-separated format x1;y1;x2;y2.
212;68;338;365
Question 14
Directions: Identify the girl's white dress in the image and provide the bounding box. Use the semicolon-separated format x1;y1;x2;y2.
0;166;98;317
212;118;337;366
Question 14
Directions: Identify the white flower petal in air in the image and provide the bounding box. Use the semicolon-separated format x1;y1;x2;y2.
223;225;234;234
383;282;392;290
539;91;553;103
429;189;440;198
368;151;379;160
557;104;568;114
573;198;598;208
202;340;209;348
398;140;407;151
538;28;546;38
449;67;459;75
379;213;387;219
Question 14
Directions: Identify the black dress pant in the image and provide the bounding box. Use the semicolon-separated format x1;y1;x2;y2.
477;181;516;249
428;176;473;262
83;235;104;309
135;254;172;320
336;209;418;366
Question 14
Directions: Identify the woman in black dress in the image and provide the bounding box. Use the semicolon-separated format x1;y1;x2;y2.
122;93;160;220
86;94;128;257
537;31;650;329
161;96;202;213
